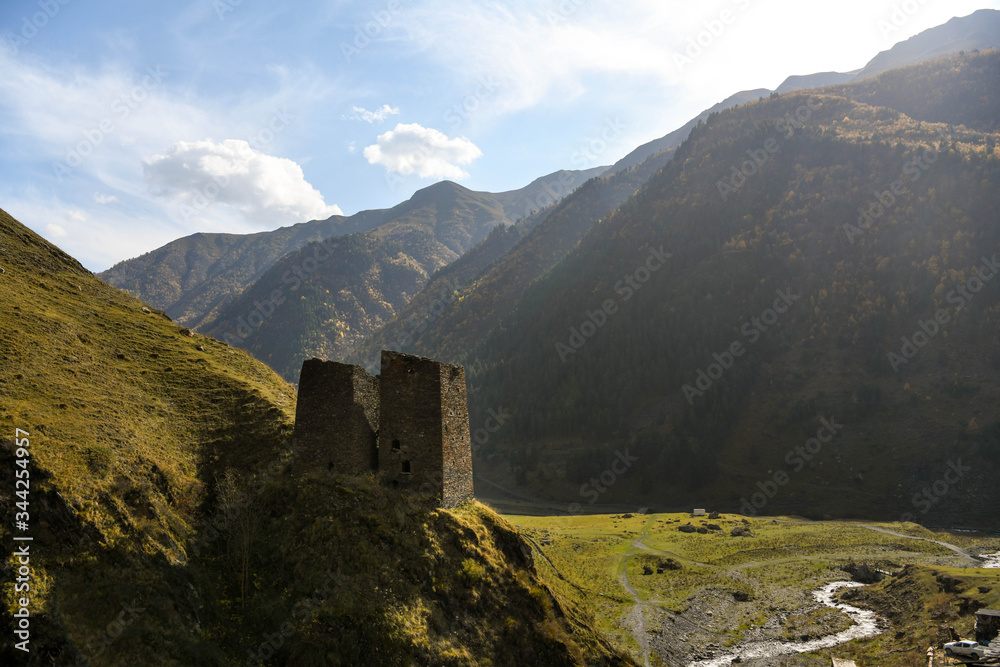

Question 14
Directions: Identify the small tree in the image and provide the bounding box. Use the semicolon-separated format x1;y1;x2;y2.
216;469;261;609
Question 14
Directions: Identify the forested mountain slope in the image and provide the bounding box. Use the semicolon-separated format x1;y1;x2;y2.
458;51;1000;530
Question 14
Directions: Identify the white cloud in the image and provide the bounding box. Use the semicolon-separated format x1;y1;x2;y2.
401;1;687;117
400;0;1000;131
46;223;68;238
142;139;343;225
0;49;345;267
347;104;400;123
363;123;482;180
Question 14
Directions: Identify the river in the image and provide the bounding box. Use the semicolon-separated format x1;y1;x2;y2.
688;581;883;666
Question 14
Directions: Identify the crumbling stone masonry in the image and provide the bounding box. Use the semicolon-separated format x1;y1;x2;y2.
293;358;379;475
292;350;474;509
378;350;473;508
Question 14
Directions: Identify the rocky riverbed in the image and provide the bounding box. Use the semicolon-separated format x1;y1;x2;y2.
688;581;884;666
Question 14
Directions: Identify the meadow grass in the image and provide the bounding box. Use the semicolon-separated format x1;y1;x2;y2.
508;510;1000;665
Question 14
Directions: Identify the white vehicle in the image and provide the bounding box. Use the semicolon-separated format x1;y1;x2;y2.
944;640;987;659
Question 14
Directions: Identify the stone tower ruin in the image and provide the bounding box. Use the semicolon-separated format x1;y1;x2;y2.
378;350;473;508
292;350;473;509
293;358;379;475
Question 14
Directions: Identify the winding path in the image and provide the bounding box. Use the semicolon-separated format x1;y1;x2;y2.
860;525;980;567
612;520;975;666
534;515;993;667
618;520;654;667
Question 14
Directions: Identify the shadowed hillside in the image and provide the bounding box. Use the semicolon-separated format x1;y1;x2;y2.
0;208;635;666
428;51;1000;529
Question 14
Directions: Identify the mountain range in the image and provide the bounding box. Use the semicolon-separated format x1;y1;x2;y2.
461;50;1000;530
7;9;1000;665
101;168;605;380
97;10;1000;529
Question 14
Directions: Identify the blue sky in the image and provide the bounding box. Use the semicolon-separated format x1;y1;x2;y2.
2;0;998;271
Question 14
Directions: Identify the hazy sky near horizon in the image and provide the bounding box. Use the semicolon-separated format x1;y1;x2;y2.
1;0;998;270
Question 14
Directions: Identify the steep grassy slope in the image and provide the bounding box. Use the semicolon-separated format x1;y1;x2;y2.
456;52;1000;527
0;208;631;665
207;475;636;666
0;206;296;664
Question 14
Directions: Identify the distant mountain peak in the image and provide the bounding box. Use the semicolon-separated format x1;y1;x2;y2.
858;8;1000;79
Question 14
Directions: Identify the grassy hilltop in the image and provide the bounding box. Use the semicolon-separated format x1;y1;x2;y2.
0;207;633;666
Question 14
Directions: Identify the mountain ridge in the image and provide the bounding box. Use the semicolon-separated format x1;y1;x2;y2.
98;168;605;331
614;9;1000;175
453;50;1000;529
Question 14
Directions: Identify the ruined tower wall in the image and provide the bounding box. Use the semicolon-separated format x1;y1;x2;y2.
294;351;473;508
440;364;473;508
293;358;379;476
378;350;444;497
